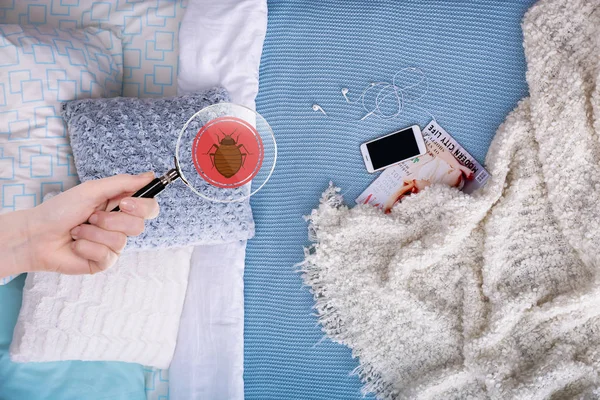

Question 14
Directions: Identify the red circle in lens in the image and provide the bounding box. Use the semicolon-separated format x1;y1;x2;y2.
192;116;264;189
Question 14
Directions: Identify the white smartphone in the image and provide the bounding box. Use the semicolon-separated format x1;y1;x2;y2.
360;125;427;173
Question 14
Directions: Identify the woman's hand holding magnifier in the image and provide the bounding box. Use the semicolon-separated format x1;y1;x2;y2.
1;173;160;279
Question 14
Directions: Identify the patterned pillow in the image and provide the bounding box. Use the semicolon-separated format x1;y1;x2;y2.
1;0;185;98
0;25;122;284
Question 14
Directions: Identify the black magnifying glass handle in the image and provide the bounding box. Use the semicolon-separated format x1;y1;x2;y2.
111;168;180;212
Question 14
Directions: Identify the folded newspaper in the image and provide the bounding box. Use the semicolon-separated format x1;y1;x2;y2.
356;120;490;212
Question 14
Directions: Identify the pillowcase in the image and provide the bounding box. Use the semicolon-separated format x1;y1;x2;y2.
0;25;122;285
0;0;187;97
61;89;256;249
178;0;267;110
10;246;192;369
1;0;185;98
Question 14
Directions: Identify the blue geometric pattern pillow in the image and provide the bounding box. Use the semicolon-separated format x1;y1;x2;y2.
0;0;186;98
0;25;122;284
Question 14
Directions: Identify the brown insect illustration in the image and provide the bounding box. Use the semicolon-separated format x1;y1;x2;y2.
206;128;252;178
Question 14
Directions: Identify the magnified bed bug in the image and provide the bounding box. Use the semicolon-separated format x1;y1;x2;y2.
206;129;252;178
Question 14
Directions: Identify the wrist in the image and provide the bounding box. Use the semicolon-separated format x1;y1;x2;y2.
0;209;36;277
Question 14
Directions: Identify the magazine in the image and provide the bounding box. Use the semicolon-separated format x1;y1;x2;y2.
356;120;490;212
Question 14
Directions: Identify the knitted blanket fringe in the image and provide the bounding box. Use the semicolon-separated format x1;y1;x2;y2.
300;0;600;398
300;184;392;397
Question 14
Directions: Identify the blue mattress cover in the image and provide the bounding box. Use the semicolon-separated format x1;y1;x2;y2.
246;1;536;399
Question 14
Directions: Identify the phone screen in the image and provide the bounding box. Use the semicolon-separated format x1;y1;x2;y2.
366;128;421;170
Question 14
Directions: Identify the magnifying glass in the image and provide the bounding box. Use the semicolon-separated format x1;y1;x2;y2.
112;102;276;210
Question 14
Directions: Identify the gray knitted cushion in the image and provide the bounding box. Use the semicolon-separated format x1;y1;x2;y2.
62;88;254;249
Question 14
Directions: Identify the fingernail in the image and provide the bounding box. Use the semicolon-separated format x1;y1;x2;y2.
71;226;80;239
143;171;154;178
89;214;98;225
120;199;135;212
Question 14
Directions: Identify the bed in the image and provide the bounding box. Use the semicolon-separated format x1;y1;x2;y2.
0;1;538;399
0;0;265;399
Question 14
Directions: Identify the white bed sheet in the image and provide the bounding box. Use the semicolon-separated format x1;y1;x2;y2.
170;242;246;400
172;0;267;398
177;0;267;110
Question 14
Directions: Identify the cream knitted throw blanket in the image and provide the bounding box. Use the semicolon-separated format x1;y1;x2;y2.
301;0;600;398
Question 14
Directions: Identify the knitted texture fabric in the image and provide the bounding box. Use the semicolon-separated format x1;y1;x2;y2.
62;89;255;249
300;0;600;398
10;247;193;369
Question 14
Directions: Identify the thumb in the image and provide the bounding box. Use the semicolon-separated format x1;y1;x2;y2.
73;172;155;204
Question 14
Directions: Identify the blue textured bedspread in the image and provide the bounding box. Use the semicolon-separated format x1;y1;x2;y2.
245;1;536;399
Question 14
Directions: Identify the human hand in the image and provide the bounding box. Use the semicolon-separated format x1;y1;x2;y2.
14;173;159;276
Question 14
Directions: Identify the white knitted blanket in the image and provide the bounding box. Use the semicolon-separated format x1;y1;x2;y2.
301;0;600;398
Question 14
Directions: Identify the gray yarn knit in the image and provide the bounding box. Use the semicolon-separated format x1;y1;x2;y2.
62;88;255;249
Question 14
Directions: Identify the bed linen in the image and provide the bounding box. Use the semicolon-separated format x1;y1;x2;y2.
170;241;246;400
171;0;267;398
301;1;600;397
0;1;187;398
0;0;186;98
0;275;146;400
1;0;267;398
177;0;267;110
246;1;536;399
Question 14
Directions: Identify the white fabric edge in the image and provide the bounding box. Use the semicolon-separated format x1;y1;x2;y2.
169;242;246;400
172;0;267;398
177;0;268;110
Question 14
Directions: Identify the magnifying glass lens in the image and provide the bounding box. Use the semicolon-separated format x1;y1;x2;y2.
176;103;276;203
111;103;276;212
